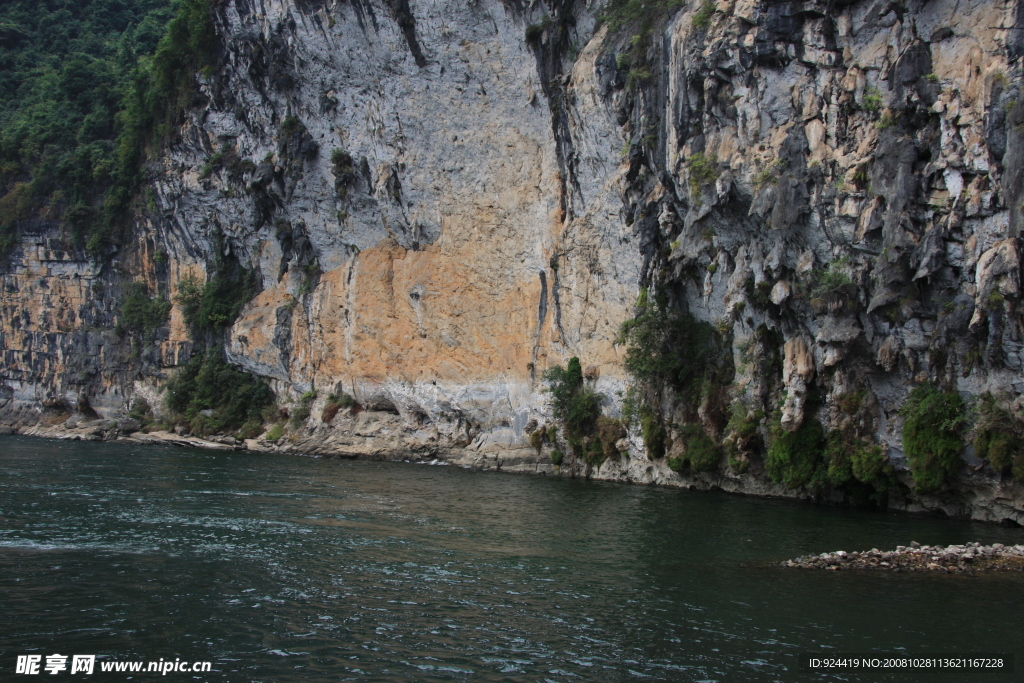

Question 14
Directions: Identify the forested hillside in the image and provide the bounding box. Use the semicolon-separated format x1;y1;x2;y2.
0;0;212;256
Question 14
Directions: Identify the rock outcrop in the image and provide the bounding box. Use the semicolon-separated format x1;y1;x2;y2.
784;542;1024;572
3;0;1024;522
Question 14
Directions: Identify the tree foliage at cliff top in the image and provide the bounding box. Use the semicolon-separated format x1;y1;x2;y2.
0;0;215;257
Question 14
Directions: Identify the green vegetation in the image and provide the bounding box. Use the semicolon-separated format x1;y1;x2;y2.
290;390;316;427
550;449;564;466
116;282;171;339
973;393;1024;479
330;148;356;195
176;272;257;331
640;407;667;459
808;258;853;301
901;384;967;494
175;257;259;334
619;294;719;401
529;428;545;452
861;86;883;112
619;289;731;461
599;1;686;94
322;391;357;423
128;398;154;428
544;357;604;461
754;159;786;187
765;417;824;489
596;416;627;460
691;1;716;28
165;348;275;437
667;423;720;472
599;0;685;31
876;111;900;130
725;403;762;473
686;152;718;194
745;278;774;309
826;433;892;488
265;424;285;442
0;0;216;258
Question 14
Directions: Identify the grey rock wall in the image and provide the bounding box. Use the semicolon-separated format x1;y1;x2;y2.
2;0;1024;521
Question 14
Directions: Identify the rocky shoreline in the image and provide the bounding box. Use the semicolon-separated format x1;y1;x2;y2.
5;415;1024;528
784;542;1024;573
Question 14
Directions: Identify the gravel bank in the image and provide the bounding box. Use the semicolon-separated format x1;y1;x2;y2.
783;542;1024;573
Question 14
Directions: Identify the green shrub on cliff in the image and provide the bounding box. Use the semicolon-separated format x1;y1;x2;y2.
175;262;259;334
599;0;685;31
901;384;967;494
765;417;824;489
667;423;720;473
973;393;1024;480
640;407;666;460
322;392;358;423
691;1;716;29
619;294;716;399
826;433;893;489
544;357;603;457
165;348;275;436
596;416;627;460
686;153;718;194
724;403;761;474
117;282;171;339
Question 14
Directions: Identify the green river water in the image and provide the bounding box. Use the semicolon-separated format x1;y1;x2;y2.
1;436;1022;681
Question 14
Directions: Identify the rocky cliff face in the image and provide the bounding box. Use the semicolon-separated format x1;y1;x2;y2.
3;0;1024;523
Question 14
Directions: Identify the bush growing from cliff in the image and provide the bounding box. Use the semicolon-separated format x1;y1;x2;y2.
117;282;171;339
725;404;762;474
175;266;259;333
640;407;666;459
330;148;357;195
322;392;357;423
550;450;564;466
667;424;720;473
544;357;603;457
686;153;718;194
901;384;967;494
691;1;716;29
619;294;716;400
290;390;316;427
744;277;774;310
808;258;853;302
165;348;275;436
765;417;825;489
973;393;1024;480
599;0;685;31
619;291;731;461
826;432;893;489
596;416;627;460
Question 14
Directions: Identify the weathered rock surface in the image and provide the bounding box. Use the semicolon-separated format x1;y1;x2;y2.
3;0;1024;521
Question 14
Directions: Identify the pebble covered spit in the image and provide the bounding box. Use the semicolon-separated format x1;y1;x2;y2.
783;543;1024;573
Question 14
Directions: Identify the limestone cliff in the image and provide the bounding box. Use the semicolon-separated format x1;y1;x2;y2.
2;0;1024;523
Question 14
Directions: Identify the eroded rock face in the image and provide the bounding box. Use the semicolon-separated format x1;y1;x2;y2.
3;0;1024;520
